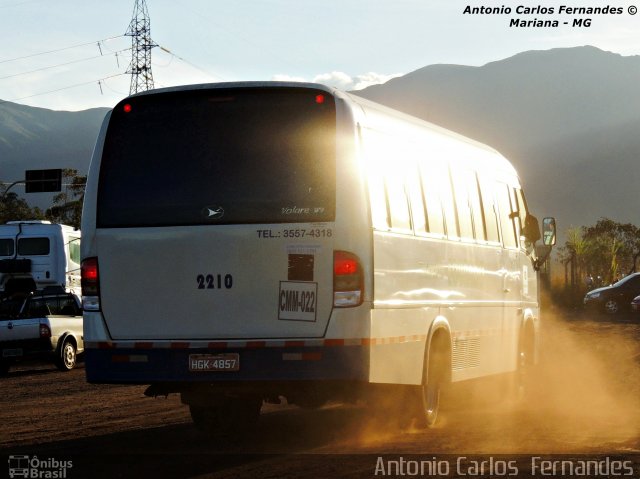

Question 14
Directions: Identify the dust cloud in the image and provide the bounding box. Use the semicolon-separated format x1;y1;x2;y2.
328;310;640;454
516;311;640;452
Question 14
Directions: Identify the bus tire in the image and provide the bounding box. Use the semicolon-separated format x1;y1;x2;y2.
510;323;536;403
415;335;450;428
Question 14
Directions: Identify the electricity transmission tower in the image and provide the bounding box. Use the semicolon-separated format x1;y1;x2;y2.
125;0;158;95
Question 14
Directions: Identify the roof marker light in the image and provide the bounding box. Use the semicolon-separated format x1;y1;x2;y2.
315;94;325;104
123;103;132;113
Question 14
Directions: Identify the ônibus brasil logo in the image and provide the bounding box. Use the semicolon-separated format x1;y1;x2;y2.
8;455;73;478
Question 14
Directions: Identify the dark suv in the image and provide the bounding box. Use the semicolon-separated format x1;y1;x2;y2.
583;272;640;314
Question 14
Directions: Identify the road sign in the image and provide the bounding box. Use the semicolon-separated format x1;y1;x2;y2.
25;169;62;193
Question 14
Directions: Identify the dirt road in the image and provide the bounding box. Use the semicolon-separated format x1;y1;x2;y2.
1;313;639;478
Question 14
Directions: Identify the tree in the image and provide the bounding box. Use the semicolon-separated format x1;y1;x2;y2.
583;218;640;282
46;168;86;229
559;218;640;286
564;226;591;281
0;188;45;224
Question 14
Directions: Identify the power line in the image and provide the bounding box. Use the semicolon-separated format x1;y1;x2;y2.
0;48;131;81
156;45;227;81
0;35;125;65
2;73;126;104
98;76;129;96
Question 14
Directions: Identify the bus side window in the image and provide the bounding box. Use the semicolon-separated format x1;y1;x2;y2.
371;129;412;233
407;161;427;235
441;166;458;239
450;167;474;241
363;128;390;230
386;172;412;232
479;178;501;244
496;183;518;248
420;163;446;236
368;171;390;230
466;169;486;242
513;188;529;247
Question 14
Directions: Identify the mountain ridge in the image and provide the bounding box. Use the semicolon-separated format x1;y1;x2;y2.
1;45;638;233
355;45;640;231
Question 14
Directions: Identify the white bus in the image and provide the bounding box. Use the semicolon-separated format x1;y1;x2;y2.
0;221;81;297
81;82;554;432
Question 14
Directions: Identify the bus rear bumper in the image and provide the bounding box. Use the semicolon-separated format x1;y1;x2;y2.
84;342;369;384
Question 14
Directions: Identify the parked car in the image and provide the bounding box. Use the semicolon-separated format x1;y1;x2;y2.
631;295;640;313
583;272;640;314
0;289;83;374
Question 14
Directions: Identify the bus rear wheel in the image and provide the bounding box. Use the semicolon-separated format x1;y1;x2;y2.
415;338;450;428
514;325;536;402
421;375;441;427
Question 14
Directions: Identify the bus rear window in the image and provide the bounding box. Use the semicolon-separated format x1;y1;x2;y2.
18;238;50;255
0;239;13;256
98;87;337;227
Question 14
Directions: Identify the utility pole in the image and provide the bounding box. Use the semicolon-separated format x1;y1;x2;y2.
125;0;157;95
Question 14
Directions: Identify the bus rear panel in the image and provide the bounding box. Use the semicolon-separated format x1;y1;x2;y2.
83;85;372;392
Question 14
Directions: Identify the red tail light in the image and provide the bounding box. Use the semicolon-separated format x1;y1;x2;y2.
333;251;364;307
334;254;358;276
39;323;51;338
81;257;99;291
81;257;101;311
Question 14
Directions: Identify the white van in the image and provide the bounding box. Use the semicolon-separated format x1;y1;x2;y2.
0;221;81;296
81;82;554;432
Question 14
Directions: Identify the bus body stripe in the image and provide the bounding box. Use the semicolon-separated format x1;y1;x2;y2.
85;335;431;350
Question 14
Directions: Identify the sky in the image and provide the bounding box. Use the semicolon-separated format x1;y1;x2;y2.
1;0;639;111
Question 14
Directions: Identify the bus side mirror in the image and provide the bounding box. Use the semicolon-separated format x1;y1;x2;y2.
542;217;556;246
532;216;556;272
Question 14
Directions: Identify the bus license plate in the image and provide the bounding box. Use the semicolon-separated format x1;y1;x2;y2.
189;353;239;372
